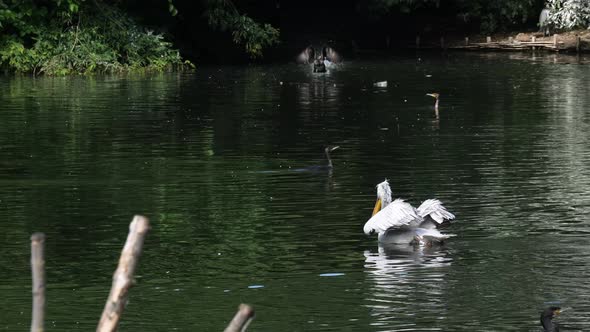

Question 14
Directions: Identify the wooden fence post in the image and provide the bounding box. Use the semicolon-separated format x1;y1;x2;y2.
97;215;150;332
31;233;46;332
224;304;255;332
464;37;469;46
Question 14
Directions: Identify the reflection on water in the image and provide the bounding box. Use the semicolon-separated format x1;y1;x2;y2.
1;52;590;331
364;244;453;331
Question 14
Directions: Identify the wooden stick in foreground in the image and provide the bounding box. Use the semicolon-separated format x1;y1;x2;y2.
97;215;150;332
224;304;255;332
31;233;46;332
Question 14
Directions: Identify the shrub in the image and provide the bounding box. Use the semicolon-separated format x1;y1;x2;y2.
546;0;590;29
0;1;188;75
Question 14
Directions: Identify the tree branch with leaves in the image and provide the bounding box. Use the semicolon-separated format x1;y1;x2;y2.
203;0;279;58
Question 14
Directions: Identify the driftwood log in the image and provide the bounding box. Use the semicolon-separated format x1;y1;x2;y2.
224;304;255;332
31;233;46;332
29;216;256;332
96;215;150;332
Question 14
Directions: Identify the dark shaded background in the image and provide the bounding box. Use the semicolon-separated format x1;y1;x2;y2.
129;0;545;63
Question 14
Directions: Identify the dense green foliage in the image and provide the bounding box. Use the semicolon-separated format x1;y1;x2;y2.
203;0;280;58
2;0;589;74
454;0;537;33
0;0;186;75
0;0;281;74
547;0;590;29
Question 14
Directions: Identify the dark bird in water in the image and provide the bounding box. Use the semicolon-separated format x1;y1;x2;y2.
313;56;327;73
323;145;339;169
426;93;441;119
295;146;339;172
540;306;561;332
426;93;440;109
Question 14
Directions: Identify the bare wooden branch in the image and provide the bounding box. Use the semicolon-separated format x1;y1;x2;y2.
31;233;46;332
97;215;150;332
224;304;255;332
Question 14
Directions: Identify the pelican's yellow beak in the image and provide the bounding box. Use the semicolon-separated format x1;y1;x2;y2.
372;199;382;216
555;309;561;315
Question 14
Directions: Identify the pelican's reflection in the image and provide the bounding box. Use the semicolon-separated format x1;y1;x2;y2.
363;244;453;328
295;79;340;110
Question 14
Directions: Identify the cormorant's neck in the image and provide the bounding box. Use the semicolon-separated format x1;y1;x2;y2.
541;316;558;332
434;98;439;109
325;149;333;168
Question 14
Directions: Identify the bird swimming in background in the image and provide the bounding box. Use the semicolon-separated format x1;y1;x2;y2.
294;146;339;172
540;307;561;332
321;145;339;169
426;93;441;119
363;180;456;245
426;93;440;109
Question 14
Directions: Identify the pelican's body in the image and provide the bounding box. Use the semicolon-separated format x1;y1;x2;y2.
363;180;455;245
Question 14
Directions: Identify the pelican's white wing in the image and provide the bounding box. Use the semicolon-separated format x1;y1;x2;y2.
414;228;456;243
364;199;421;235
416;199;455;226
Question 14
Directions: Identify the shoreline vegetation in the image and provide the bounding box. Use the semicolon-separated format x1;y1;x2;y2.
0;1;190;76
2;0;590;75
0;0;280;76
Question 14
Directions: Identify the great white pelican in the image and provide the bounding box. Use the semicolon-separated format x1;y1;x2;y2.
363;180;456;245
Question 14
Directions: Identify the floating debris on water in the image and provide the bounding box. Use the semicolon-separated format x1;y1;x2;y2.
248;285;265;289
319;273;345;277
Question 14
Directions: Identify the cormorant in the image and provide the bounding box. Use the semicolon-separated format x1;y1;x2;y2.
294;146;339;172
426;93;440;109
540;306;561;332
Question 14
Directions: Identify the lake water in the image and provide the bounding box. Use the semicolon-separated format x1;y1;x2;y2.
1;52;590;331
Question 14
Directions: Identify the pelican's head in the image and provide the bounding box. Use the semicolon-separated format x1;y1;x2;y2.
372;180;392;216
